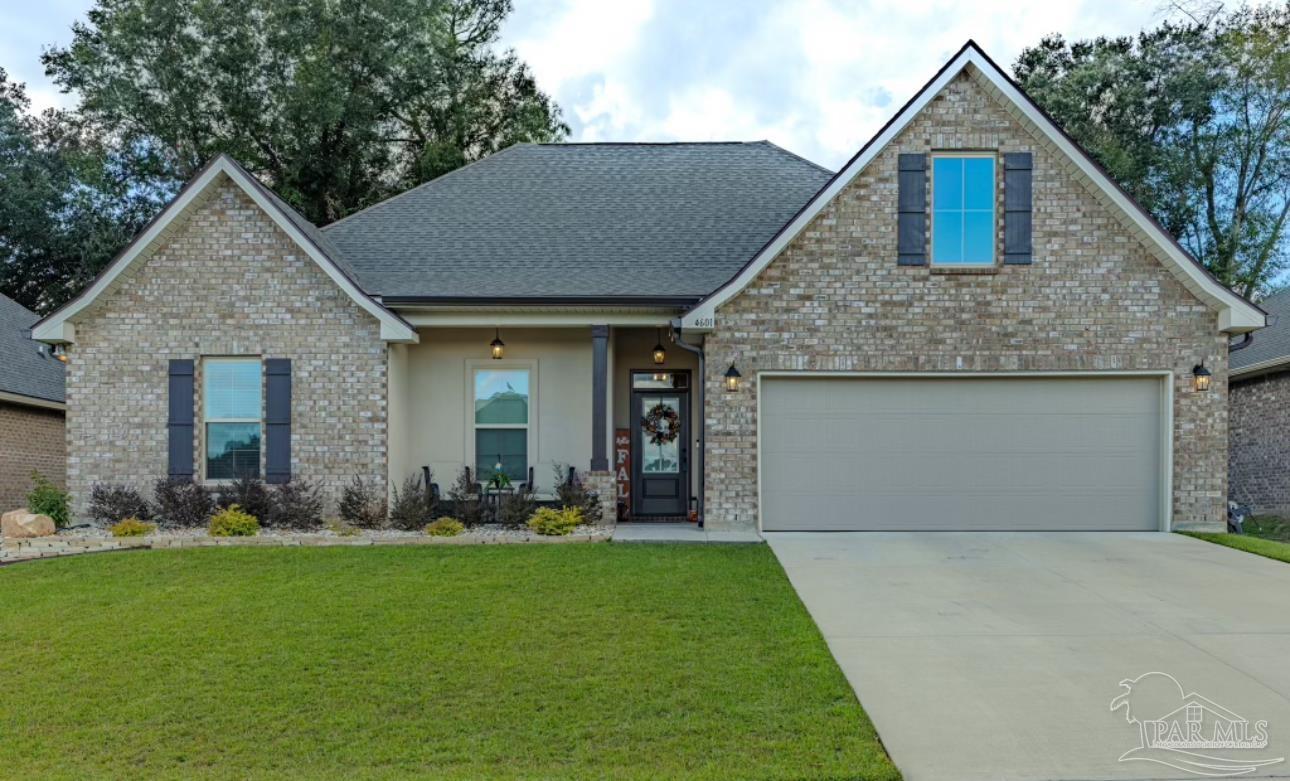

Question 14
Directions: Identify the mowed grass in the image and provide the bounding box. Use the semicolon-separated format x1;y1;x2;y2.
0;544;897;781
1182;530;1290;564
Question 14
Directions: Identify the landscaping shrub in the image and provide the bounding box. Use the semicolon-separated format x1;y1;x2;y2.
27;471;70;527
109;517;155;537
209;504;260;537
153;479;214;528
266;479;324;529
527;506;582;536
447;467;482;527
216;475;272;522
553;464;603;525
498;483;536;528
324;517;360;537
339;476;386;529
425;517;465;537
389;473;434;531
88;483;152;524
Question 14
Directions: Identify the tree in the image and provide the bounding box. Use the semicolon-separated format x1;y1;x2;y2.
1015;5;1289;297
0;70;163;313
42;0;567;225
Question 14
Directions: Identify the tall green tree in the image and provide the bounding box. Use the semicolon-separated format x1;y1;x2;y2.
42;0;567;225
0;70;163;313
1015;4;1289;297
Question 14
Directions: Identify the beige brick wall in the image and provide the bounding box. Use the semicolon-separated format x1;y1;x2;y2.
703;71;1227;532
0;401;66;512
66;176;387;518
1229;371;1290;516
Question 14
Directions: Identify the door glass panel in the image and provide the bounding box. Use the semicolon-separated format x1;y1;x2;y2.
633;373;673;390
640;396;680;474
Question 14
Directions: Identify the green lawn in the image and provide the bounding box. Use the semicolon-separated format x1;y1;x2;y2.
0;544;897;781
1242;515;1290;542
1181;530;1290;564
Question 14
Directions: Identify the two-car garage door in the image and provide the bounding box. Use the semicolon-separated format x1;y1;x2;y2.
759;376;1165;531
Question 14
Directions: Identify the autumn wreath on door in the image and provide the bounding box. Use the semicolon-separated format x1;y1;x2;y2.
642;402;680;445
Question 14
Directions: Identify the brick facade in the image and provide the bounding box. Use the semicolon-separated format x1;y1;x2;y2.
66;177;387;518
1229;371;1290;516
0;401;66;512
702;71;1227;532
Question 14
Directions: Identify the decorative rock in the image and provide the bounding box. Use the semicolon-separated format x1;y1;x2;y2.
1;509;57;539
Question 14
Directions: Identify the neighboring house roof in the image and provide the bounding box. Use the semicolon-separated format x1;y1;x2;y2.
322;142;833;301
0;293;65;407
680;40;1266;334
1231;289;1290;377
32;156;417;345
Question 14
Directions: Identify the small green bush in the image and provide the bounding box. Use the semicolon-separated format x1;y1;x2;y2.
425;517;465;537
209;504;260;537
110;517;156;537
324;517;360;537
527;506;583;536
27;471;70;527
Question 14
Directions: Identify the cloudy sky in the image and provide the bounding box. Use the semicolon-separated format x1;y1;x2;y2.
3;0;1178;169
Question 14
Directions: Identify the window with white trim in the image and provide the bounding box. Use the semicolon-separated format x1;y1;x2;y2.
932;155;996;266
473;367;530;484
204;358;262;480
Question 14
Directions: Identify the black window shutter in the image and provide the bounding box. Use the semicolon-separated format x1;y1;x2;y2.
897;153;928;266
265;358;292;484
167;359;195;480
1003;152;1033;265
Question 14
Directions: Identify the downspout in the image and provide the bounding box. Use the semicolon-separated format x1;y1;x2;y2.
1229;332;1254;353
671;320;704;528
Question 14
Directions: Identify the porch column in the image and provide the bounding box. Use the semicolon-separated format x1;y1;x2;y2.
591;325;609;471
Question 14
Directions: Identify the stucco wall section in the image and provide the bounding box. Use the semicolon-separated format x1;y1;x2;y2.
66;176;387;517
703;70;1227;532
1229;371;1290;516
0;401;66;512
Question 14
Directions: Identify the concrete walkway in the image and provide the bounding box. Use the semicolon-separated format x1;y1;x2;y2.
767;532;1290;781
612;522;761;544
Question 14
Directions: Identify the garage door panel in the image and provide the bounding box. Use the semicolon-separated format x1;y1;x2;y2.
760;377;1163;531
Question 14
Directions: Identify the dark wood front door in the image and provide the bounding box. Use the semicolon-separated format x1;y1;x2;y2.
631;373;690;518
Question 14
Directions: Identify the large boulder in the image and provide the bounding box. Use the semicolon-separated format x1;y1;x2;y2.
1;509;56;539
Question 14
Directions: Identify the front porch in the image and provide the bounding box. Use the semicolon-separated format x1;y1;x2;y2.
386;321;705;524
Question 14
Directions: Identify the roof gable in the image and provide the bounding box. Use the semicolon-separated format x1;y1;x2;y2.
681;41;1265;334
0;293;65;406
32;156;417;344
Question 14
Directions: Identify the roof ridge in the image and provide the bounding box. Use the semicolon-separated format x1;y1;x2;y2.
531;140;758;147
753;140;833;176
323;143;532;231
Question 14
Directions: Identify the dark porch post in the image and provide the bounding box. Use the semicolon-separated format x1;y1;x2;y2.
591;324;609;471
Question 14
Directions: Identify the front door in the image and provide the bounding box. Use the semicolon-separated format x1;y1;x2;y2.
631;372;690;518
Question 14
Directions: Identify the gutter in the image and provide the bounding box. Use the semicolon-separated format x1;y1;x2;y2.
380;295;702;308
671;320;705;528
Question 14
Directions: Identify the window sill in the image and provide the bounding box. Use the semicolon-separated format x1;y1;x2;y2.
929;266;1000;275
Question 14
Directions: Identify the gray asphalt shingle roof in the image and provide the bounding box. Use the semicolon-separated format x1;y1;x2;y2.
1232;288;1290;373
0;293;65;404
321;142;833;300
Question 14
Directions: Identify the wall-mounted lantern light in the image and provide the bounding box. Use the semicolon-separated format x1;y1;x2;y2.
490;329;505;360
51;344;68;363
1192;362;1212;392
724;364;742;392
652;329;667;365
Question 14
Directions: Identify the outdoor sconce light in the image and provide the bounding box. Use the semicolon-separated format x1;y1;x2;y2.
51;344;68;363
724;364;742;392
652;329;667;365
1192;362;1212;392
490;328;505;360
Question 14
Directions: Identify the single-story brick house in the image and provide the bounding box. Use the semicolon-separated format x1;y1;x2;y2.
1229;289;1290;515
33;42;1264;532
0;293;66;511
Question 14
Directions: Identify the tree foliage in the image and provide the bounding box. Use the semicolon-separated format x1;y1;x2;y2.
42;0;567;225
1015;4;1290;296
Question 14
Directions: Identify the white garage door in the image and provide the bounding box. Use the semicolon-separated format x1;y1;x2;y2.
760;376;1164;531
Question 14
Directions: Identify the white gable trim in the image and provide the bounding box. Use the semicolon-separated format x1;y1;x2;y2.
681;42;1265;335
32;156;418;344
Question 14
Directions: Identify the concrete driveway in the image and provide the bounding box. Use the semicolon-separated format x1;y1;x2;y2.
767;532;1290;781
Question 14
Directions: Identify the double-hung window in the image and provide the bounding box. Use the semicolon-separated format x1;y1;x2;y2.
932;155;996;266
473;367;530;484
204;358;262;480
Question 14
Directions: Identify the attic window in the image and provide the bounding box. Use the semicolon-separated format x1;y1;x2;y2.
931;155;996;266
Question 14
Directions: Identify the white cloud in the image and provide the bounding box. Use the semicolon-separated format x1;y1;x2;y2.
504;0;1173;169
